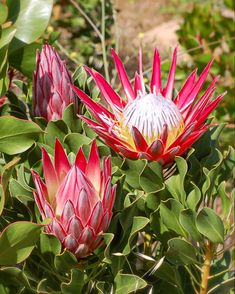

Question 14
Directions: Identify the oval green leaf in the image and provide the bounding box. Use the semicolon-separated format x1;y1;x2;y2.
114;272;147;294
0;116;43;155
0;221;43;265
196;207;224;243
166;238;197;265
6;0;53;44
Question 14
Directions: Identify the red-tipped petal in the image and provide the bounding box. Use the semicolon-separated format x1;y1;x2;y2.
75;244;89;258
31;169;49;203
150;48;162;95
185;87;216;124
51;219;67;242
147;139;164;158
84;66;124;111
63;234;78;251
77;189;92;226
42;148;58;203
163;47;177;100
79;226;95;246
61;200;75;227
54;139;70;182
72;86;115;124
160;124;168;146
86;140;101;193
111;48;135;102
132;126;148;152
88;201;103;233
181;59;214;113
174;69;197;107
195;93;225;127
67;216;83;240
117;145;139;159
33;191;46;219
134;72;143;97
75;147;87;173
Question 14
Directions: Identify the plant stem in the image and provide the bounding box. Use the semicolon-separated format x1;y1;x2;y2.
200;242;213;294
69;0;103;41
101;0;110;83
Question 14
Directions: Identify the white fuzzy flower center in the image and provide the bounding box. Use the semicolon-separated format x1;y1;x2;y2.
119;93;184;147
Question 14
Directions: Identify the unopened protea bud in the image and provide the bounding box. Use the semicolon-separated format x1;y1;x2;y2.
31;139;116;259
33;44;77;121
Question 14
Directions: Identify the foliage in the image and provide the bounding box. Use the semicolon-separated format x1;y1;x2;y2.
177;0;235;148
0;0;234;293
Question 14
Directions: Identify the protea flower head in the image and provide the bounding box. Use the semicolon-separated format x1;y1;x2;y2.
31;139;116;258
73;47;225;166
33;44;77;121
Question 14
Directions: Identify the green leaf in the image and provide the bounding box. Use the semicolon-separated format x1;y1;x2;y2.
61;269;84;294
9;42;41;77
0;27;17;49
0;267;31;293
179;209;202;242
0;185;4;217
0;157;21;215
54;250;78;273
62;103;82;133
64;133;92;154
44;120;69;148
103;233;115;264
217;181;231;220
122;216;149;255
6;0;53;44
166;238;197;265
9;179;34;203
0;221;43;265
40;233;61;257
153;261;182;288
139;161;164;193
159;199;186;236
186;182;201;210
196;207;224;243
114;272;147;294
0;116;43;155
0;3;8;25
166;157;187;203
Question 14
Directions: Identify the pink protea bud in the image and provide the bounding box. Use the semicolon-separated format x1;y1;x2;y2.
33;44;78;121
31;139;116;259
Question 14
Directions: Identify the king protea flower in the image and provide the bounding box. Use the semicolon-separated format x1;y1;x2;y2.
33;44;77;121
73;48;225;165
31;139;116;258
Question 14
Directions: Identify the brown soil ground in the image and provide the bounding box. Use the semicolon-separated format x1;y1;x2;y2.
113;0;191;72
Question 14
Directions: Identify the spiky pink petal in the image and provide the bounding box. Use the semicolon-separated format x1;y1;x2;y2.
163;47;177;99
150;48;162;94
180;60;214;114
75;147;87;173
85;66;124;111
86;140;101;193
54;139;71;182
42;148;58;203
111;48;135;101
132;126;148;152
